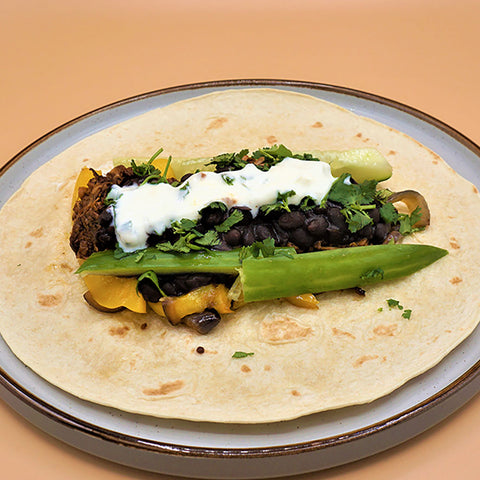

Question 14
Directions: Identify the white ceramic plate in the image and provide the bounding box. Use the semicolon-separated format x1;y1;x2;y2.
0;80;479;479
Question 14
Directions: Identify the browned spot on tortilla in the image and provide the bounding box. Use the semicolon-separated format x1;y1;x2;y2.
60;262;73;271
373;324;398;336
82;158;90;163
109;325;130;337
30;228;43;237
143;380;184;396
241;365;251;373
432;160;439;165
291;390;301;397
473;185;479;194
266;135;277;145
353;355;379;368
332;327;356;339
382;356;387;362
140;322;148;330
388;150;396;155
362;137;370;143
445;329;452;333
206;117;228;130
450;276;462;284
311;121;323;128
449;237;460;249
356;132;362;138
264;365;271;371
37;294;62;307
260;316;312;344
25;241;32;248
130;360;136;368
428;335;439;344
193;143;205;148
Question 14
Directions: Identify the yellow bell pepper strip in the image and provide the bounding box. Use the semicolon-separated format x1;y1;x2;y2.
83;275;147;313
160;284;233;325
285;293;319;309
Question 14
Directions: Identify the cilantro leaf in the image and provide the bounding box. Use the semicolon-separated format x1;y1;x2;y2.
341;207;373;233
215;209;244;233
239;238;277;260
399;206;423;235
379;202;399;224
360;267;384;281
136;270;165;297
260;190;296;215
232;351;254;358
194;230;220;247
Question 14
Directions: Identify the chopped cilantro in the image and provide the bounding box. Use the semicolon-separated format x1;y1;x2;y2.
221;174;235;185
171;218;198;235
379;202;399;224
156;229;220;253
232;351;254;358
399;206;423;235
360;267;384;281
387;298;403;309
215;209;244;233
261;190;296;215
239;238;276;260
136;270;165;297
402;309;412;319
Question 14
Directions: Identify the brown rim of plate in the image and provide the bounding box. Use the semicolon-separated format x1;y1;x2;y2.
0;79;479;459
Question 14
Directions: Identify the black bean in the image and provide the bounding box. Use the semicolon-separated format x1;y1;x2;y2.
327;225;346;244
242;227;255;246
161;281;178;297
137;279;162;303
373;223;390;243
272;223;289;246
289;228;314;250
327;207;348;232
278;211;305;230
200;206;227;227
185;274;213;291
357;224;374;240
369;207;380;223
223;227;242;246
254;224;272;241
306;216;328;237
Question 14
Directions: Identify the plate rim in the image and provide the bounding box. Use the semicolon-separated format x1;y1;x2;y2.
1;78;479;460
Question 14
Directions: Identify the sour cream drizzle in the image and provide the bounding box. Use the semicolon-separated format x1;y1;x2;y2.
108;157;336;252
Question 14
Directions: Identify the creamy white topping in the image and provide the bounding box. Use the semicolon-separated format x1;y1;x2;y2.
108;157;336;252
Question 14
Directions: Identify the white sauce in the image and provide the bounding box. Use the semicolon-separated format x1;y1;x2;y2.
109;158;336;252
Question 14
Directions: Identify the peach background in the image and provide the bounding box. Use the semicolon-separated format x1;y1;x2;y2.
1;1;479;479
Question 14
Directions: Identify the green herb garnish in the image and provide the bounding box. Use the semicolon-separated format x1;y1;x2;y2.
260;190;296;215
232;351;254;358
215;209;244;233
136;270;165;296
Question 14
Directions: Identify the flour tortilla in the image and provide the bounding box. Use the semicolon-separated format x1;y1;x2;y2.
0;88;479;423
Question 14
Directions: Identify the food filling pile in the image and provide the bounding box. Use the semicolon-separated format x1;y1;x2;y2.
70;145;442;333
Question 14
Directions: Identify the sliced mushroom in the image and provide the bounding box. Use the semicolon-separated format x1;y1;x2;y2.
387;190;431;228
83;291;125;313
